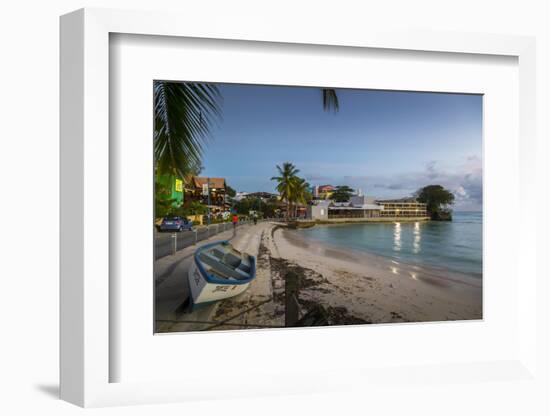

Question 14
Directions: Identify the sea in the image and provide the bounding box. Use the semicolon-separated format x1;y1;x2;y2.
298;211;483;277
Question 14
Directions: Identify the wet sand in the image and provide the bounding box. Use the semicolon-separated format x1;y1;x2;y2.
272;225;482;323
156;221;482;333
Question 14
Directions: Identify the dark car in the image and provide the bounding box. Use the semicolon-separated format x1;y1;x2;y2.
158;216;193;232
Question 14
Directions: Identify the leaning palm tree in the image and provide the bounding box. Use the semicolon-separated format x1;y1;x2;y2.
154;81;222;179
271;162;300;219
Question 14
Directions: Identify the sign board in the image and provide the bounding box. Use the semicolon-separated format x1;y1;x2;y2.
175;178;183;193
202;183;209;196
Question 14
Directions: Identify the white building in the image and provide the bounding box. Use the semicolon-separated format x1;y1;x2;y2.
307;196;383;220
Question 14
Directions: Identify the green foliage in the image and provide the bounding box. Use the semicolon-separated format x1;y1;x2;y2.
233;197;277;218
271;162;300;205
330;185;355;202
155;180;177;218
270;162;312;218
175;200;208;217
226;184;237;197
154;81;222;177
416;185;455;218
322;89;340;112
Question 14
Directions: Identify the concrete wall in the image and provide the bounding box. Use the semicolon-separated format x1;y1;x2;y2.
308;204;329;220
302;216;430;224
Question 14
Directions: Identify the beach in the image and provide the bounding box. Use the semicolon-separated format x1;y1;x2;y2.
155;220;482;332
271;224;482;324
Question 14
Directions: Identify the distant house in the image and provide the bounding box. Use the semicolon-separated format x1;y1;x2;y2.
186;177;228;211
313;184;336;199
246;192;278;201
234;192;249;201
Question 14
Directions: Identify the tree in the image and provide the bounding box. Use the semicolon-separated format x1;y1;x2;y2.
226;185;237;198
330;185;355;202
154;81;222;178
154;83;339;178
155;180;177;218
271;162;300;219
291;178;312;217
322;89;339;112
416;185;455;220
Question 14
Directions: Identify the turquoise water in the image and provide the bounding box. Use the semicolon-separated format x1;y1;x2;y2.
299;212;482;277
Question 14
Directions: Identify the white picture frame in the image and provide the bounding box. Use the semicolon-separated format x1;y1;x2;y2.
60;8;538;408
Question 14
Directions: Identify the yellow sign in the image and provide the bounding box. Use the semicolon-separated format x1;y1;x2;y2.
175;179;183;193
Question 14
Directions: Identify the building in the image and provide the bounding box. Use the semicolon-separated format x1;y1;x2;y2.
185;177;228;212
307;196;383;220
376;197;428;217
156;174;184;207
313;184;336;200
234;192;249;201
307;195;428;220
246;192;278;201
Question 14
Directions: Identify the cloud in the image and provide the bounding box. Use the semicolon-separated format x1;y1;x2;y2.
362;156;483;210
304;173;333;182
300;155;483;210
373;183;407;190
426;160;438;180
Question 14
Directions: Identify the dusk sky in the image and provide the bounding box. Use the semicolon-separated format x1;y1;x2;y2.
201;83;483;211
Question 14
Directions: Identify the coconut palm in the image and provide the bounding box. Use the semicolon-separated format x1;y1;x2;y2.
154;81;222;178
322;89;339;112
291;177;312;217
155;82;338;175
271;162;301;219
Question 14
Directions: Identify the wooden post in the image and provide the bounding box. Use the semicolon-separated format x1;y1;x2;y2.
285;271;300;327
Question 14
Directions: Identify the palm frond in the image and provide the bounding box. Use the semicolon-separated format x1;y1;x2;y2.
322;88;339;112
154;81;222;177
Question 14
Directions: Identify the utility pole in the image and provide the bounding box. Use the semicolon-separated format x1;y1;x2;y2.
207;177;211;227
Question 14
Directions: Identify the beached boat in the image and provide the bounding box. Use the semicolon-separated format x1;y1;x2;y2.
188;241;256;305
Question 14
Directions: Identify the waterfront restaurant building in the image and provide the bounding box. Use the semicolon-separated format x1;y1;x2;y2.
375;197;428;218
308;196;383;220
307;195;428;220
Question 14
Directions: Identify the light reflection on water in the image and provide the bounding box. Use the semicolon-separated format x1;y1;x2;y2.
413;222;421;254
300;212;482;276
393;222;401;252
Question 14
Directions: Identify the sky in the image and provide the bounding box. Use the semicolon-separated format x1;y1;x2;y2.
200;83;483;211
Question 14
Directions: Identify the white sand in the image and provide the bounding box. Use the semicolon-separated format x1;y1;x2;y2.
269;224;482;323
157;221;482;332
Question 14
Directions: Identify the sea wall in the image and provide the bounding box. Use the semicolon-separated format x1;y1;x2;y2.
295;216;430;227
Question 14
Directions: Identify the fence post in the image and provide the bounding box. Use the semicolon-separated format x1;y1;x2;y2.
172;233;177;255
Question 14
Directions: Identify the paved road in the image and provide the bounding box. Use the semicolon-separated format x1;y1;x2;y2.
155;222;238;260
154;225;244;331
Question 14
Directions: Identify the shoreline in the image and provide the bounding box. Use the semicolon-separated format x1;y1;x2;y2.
270;223;482;324
156;221;483;332
286;225;483;280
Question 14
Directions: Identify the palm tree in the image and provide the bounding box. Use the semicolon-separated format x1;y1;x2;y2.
322;89;339;112
154;82;338;174
154;81;222;179
291;177;312;218
271;162;300;219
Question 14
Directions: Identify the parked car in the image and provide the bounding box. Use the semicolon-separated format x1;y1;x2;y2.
158;216;193;232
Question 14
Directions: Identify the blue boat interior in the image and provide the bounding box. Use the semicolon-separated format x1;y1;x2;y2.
198;244;252;281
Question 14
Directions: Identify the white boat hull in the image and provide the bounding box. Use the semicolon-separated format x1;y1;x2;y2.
188;258;251;304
